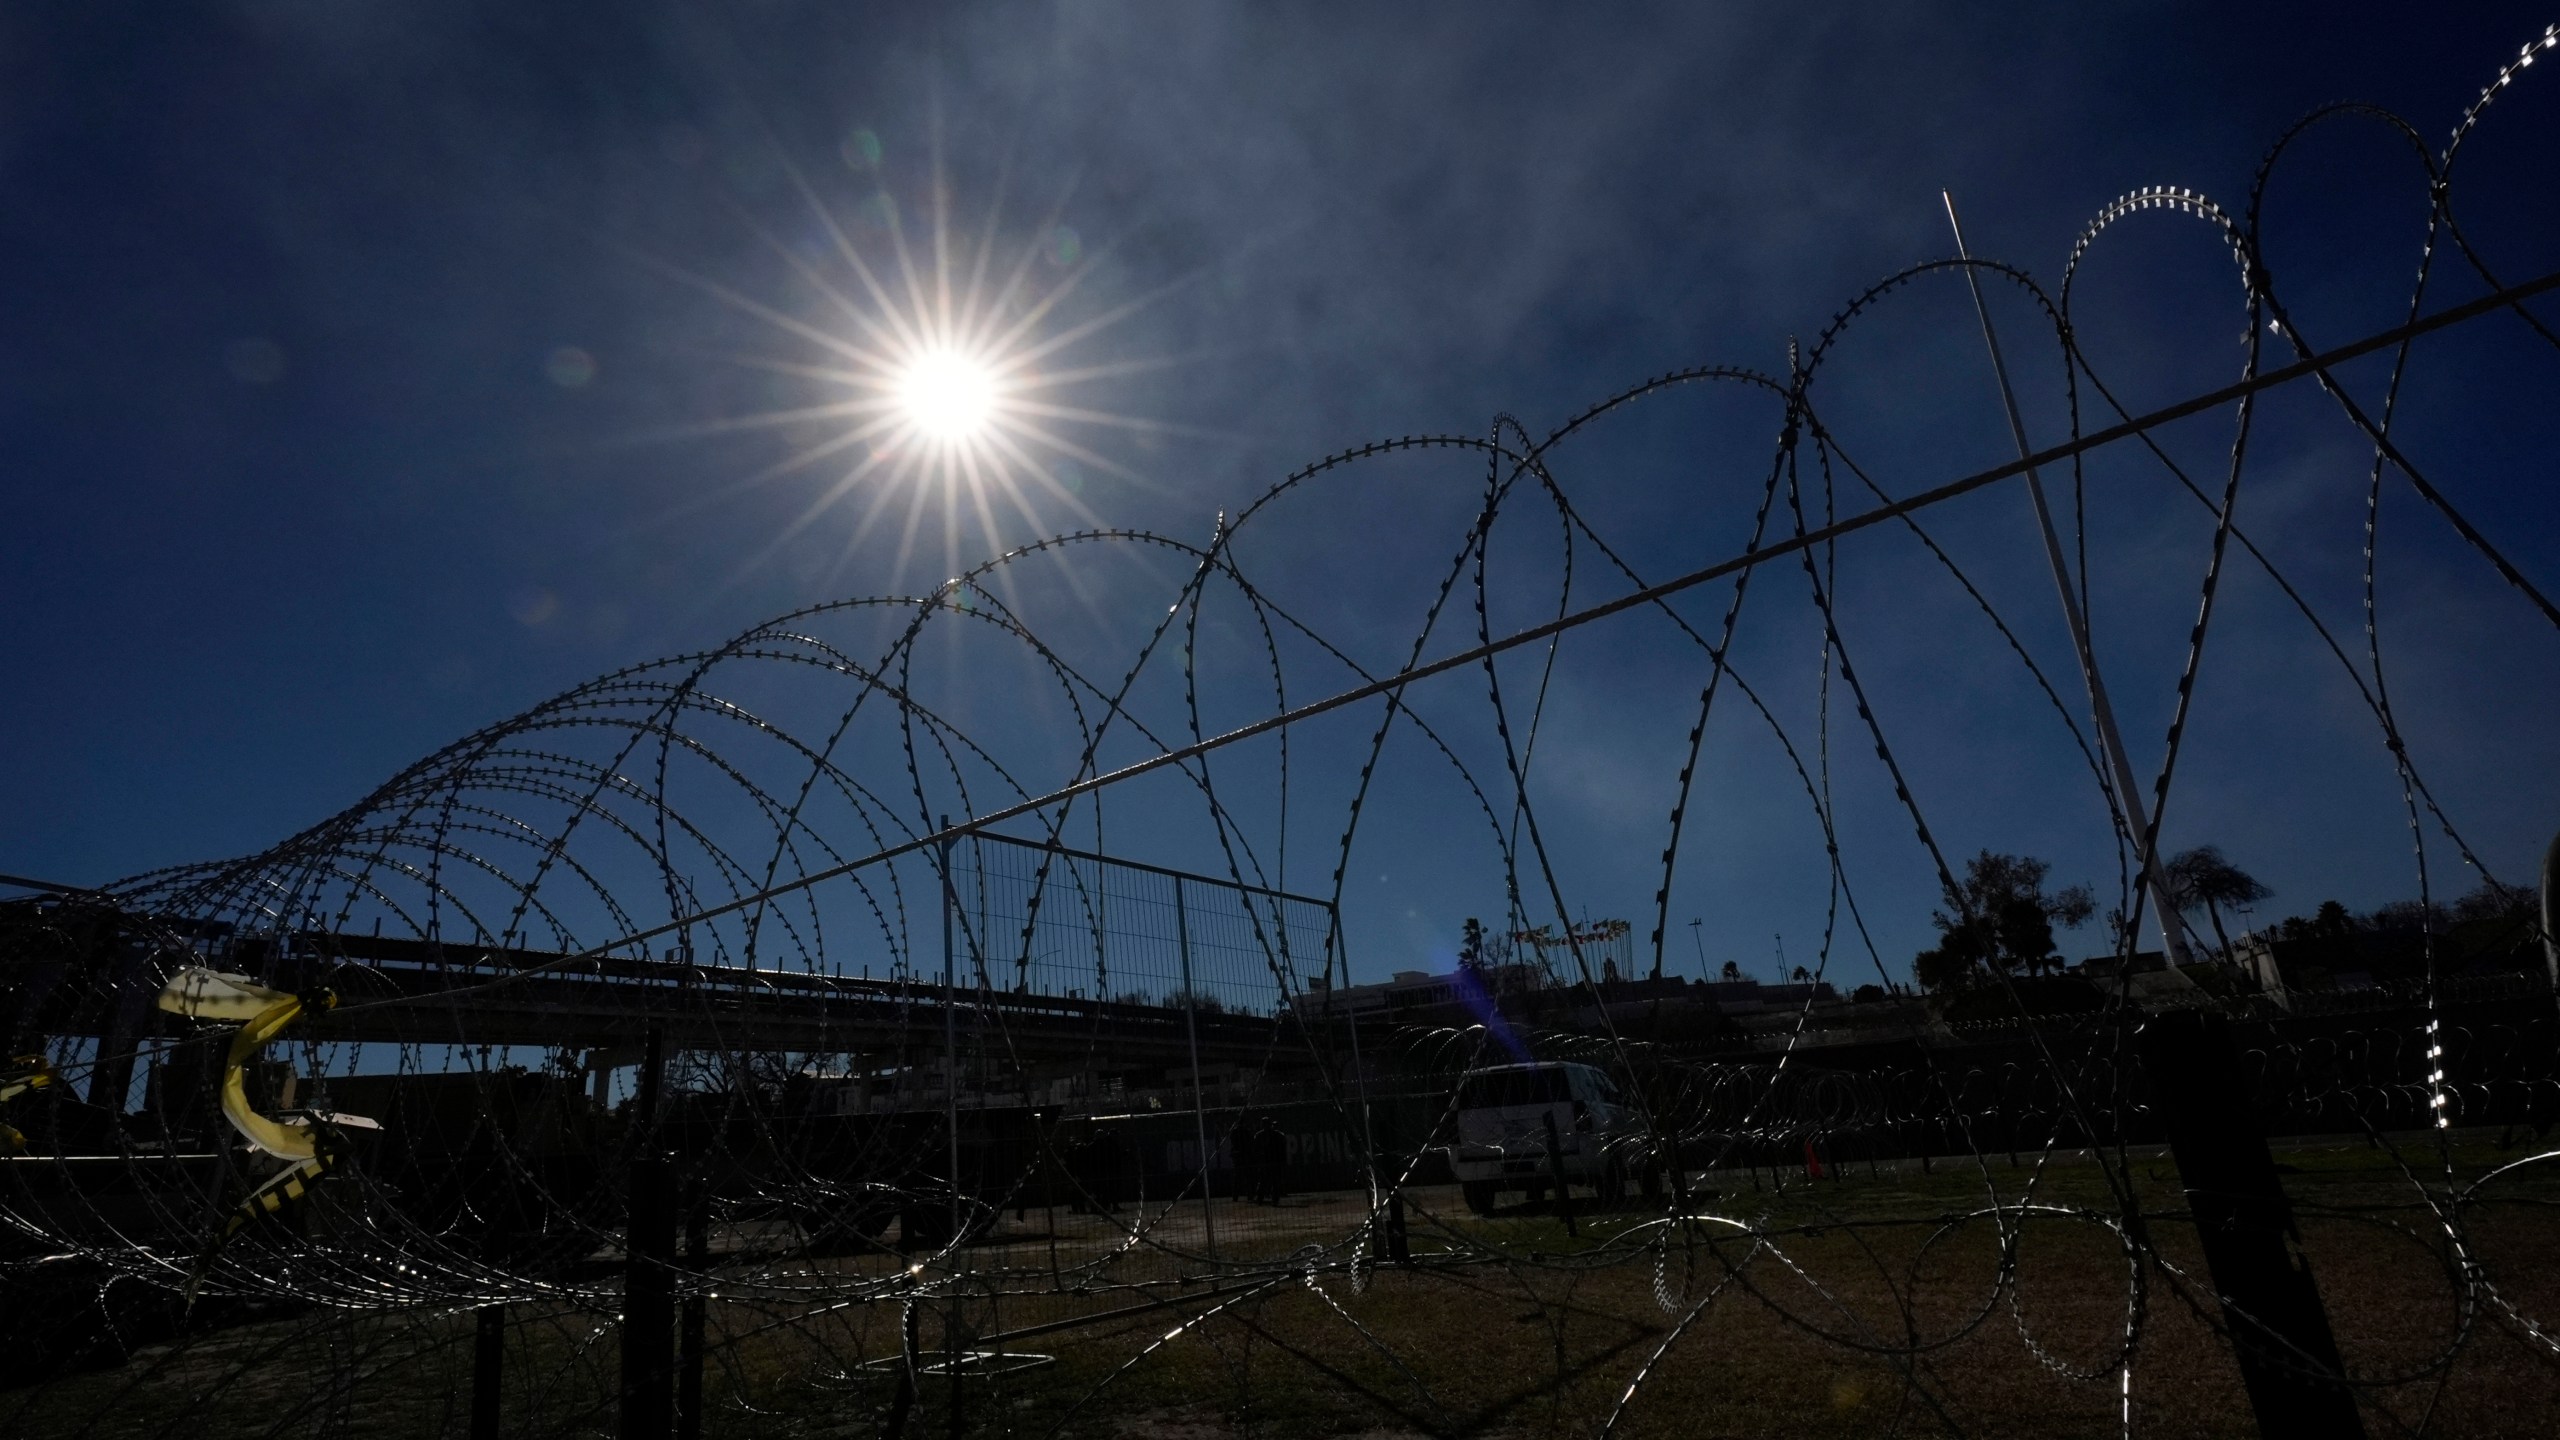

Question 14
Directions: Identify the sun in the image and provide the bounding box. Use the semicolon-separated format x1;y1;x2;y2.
645;131;1193;594
897;349;997;440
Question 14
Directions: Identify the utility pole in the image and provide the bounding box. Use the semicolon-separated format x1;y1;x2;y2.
1687;918;1707;977
1942;192;2199;979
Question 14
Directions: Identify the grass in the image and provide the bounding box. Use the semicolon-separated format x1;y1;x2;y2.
11;1135;2559;1438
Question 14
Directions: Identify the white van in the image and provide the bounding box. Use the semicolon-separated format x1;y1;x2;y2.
1443;1061;1637;1215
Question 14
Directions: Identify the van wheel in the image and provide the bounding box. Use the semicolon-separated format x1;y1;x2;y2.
1461;1182;1499;1216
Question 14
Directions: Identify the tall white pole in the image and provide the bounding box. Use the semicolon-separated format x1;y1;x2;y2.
1941;193;2199;979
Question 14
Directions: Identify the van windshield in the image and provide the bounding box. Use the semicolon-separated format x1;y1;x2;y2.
1457;1069;1569;1109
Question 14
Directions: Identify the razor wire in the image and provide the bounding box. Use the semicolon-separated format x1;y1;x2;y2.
5;25;2560;1439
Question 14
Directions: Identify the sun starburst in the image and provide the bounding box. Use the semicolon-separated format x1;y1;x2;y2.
896;349;998;441
640;131;1205;598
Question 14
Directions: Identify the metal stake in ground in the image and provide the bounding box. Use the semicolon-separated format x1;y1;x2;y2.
676;1192;708;1440
2138;1010;2364;1438
470;1304;505;1440
622;1026;675;1440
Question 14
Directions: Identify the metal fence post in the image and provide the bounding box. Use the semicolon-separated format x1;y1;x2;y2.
2139;1010;2364;1439
470;1304;505;1440
622;1027;673;1440
1173;877;1218;1262
940;821;962;1250
675;1192;708;1440
1330;913;1384;1220
937;820;964;1438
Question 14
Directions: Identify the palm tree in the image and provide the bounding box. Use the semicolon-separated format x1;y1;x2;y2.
2164;846;2273;958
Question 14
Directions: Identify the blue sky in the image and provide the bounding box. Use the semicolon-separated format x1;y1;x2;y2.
5;3;2556;991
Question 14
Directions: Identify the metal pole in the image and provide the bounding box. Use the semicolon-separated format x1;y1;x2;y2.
621;1027;673;1440
2139;1011;2364;1437
1942;192;2201;979
1172;878;1219;1262
675;1194;708;1440
937;820;964;1439
470;1304;505;1440
941;818;963;1249
1330;912;1384;1219
87;945;148;1110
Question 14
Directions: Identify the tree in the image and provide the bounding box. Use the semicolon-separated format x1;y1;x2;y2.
1913;943;1976;994
1459;917;1486;971
1719;960;1741;983
1912;850;2095;991
2163;846;2273;957
2271;883;2527;946
2452;879;2534;927
1790;965;1810;984
2369;899;2451;936
2278;899;2357;943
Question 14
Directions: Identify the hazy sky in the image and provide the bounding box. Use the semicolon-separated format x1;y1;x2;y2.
6;3;2556;989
